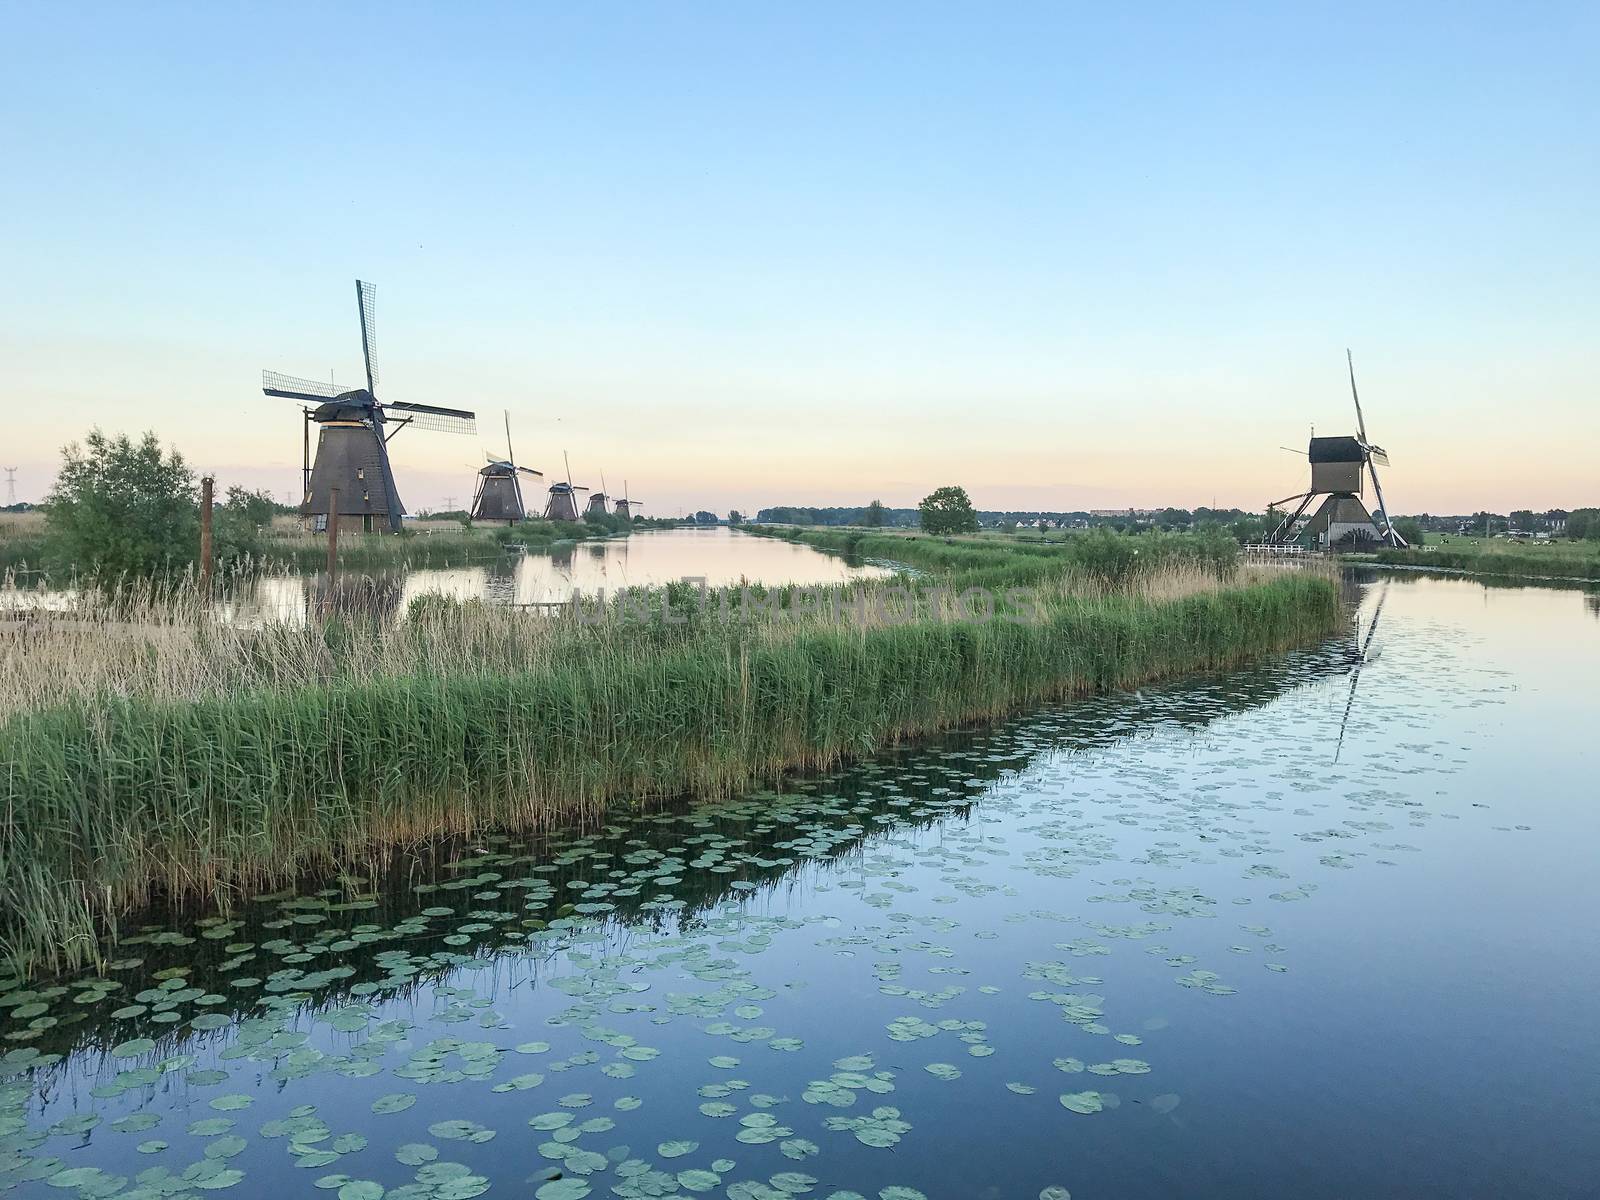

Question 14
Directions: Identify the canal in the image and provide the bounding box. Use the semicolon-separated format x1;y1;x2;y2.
3;571;1597;1198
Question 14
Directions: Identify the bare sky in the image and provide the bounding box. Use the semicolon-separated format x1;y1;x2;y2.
3;3;1595;516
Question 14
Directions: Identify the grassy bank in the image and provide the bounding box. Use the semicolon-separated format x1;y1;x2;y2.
1;546;1338;977
1362;535;1600;581
742;524;1240;588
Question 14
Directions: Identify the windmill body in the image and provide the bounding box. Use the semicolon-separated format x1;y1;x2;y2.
585;491;610;517
1300;436;1386;546
471;415;542;525
472;460;543;524
1267;354;1407;551
262;281;476;534
614;482;638;520
544;482;588;522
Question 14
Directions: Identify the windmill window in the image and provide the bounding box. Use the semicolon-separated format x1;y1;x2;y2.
356;468;365;480
363;490;370;501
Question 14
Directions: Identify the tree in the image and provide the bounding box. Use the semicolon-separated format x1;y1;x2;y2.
46;430;198;575
223;486;276;530
863;499;887;528
728;510;745;525
1392;517;1426;546
693;510;718;525
212;486;277;564
918;486;979;536
1566;509;1600;540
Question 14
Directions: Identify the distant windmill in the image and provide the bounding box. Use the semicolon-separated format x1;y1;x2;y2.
472;412;543;525
262;280;477;533
614;479;640;520
3;468;15;506
585;469;611;517
544;451;589;521
1266;351;1406;549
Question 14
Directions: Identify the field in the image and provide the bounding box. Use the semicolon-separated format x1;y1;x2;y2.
0;534;1339;977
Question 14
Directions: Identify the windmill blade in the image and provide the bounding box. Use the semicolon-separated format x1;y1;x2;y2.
1346;348;1368;443
263;370;345;401
1367;458;1406;546
503;410;515;468
356;280;379;394
516;465;544;478
385;401;477;435
1366;444;1390;467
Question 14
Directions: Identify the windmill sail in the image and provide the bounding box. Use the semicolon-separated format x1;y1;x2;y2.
1346;351;1404;548
386;402;477;435
357;280;379;393
263;371;346;401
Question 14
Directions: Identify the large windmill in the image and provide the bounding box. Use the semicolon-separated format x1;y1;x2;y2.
263;280;477;533
614;480;640;520
472;412;543;524
1266;352;1406;549
544;452;589;521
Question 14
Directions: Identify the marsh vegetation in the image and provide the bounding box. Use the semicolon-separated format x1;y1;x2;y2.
1;532;1336;977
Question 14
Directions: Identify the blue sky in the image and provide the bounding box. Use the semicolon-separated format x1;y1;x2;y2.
3;2;1595;514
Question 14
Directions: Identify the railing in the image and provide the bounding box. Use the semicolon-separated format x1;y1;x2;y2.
1240;543;1318;558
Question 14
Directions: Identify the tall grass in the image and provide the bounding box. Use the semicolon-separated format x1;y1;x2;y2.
0;545;1339;978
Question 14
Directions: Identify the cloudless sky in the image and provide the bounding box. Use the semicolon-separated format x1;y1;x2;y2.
2;1;1595;516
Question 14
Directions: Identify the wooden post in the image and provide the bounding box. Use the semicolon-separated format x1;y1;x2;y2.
326;487;340;584
199;475;214;602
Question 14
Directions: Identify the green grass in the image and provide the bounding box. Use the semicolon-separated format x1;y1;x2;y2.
1365;533;1600;581
0;538;1339;978
745;524;1241;590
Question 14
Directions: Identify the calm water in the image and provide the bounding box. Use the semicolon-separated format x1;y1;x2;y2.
4;573;1599;1199
243;528;895;624
2;529;894;627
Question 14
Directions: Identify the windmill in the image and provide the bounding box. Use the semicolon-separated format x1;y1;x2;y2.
544;451;589;521
1266;351;1406;550
614;480;640;520
472;411;543;524
263;280;477;534
585;469;611;517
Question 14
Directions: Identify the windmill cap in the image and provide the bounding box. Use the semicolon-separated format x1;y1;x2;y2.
1308;435;1367;463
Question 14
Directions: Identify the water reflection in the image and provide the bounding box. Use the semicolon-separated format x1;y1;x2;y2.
5;573;1599;1200
238;529;891;625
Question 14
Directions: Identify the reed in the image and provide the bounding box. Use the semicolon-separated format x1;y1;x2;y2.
0;548;1339;978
